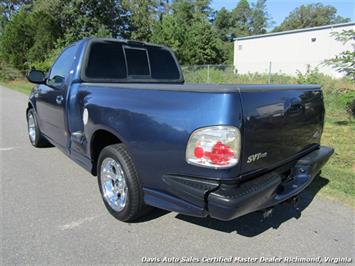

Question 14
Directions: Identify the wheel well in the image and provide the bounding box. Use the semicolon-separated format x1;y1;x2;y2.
90;130;122;175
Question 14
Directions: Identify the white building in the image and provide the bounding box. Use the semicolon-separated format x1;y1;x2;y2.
233;22;355;78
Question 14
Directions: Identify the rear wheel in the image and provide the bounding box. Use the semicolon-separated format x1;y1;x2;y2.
26;108;51;147
97;144;149;222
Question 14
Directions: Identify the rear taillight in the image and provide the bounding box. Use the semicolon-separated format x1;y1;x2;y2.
186;126;241;169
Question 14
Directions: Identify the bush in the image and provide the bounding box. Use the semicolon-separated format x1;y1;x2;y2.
323;90;355;122
296;66;324;84
0;61;24;81
346;99;355;118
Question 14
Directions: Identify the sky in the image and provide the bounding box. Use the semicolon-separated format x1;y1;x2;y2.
211;0;355;28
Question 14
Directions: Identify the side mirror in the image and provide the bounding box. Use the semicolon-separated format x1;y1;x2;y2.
26;69;46;84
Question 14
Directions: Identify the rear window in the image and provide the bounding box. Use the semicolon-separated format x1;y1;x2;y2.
83;40;181;82
124;47;150;77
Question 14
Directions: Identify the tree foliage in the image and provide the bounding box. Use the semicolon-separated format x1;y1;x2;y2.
0;9;59;70
182;17;225;65
324;30;355;80
0;0;351;73
33;0;127;43
151;0;225;64
273;3;350;32
214;7;230;40
123;0;159;41
230;0;252;37
0;0;31;19
213;0;270;40
250;0;269;35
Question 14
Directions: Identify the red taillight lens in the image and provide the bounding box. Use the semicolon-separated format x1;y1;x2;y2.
194;146;204;158
186;126;241;169
204;141;235;165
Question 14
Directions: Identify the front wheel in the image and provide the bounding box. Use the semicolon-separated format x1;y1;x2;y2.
97;144;149;222
26;108;51;147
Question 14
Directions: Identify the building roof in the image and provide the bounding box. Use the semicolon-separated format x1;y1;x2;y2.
234;22;355;41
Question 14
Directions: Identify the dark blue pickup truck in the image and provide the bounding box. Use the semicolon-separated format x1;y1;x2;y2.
26;37;333;222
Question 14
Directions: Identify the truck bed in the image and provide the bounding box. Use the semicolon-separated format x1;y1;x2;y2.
75;82;324;178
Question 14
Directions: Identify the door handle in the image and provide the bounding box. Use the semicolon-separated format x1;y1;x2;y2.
56;95;64;104
34;87;41;98
285;97;304;116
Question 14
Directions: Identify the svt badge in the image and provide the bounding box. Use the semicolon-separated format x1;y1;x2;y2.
247;152;268;164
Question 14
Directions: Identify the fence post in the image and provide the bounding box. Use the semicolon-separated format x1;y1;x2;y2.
207;65;210;83
268;61;272;84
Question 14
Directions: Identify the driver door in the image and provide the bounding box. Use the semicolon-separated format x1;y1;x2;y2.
35;44;78;151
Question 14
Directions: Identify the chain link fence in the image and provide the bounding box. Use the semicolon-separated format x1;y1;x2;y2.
181;62;340;84
181;65;237;84
181;64;277;84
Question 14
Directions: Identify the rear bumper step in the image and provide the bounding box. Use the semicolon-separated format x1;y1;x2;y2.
162;146;333;221
208;146;334;220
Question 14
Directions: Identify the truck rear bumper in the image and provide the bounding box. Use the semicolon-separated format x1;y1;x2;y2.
208;146;334;220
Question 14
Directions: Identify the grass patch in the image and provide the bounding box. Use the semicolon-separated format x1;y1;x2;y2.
318;90;355;206
1;75;354;206
0;79;33;94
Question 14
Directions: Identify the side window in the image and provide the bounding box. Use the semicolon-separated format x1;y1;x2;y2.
85;42;127;79
47;45;77;88
148;47;180;80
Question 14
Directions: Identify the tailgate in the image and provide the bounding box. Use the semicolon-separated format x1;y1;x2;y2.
240;86;324;174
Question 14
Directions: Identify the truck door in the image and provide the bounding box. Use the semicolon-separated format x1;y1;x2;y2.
35;44;78;151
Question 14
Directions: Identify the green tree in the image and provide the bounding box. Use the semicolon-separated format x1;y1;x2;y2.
230;0;252;37
157;0;170;19
0;0;32;37
324;29;355;80
151;15;180;52
273;3;350;32
123;0;159;41
250;0;269;34
182;17;224;65
33;0;127;44
0;13;6;35
0;5;60;70
26;11;61;67
0;0;32;19
151;0;190;60
214;0;271;39
0;10;34;69
214;7;232;40
151;0;225;64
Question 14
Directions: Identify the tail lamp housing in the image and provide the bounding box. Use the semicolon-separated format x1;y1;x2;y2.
186;126;241;169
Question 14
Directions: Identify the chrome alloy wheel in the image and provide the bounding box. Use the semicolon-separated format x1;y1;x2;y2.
27;112;36;143
100;157;128;212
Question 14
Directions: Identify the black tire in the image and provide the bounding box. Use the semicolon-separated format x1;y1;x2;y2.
26;108;51;147
97;143;149;222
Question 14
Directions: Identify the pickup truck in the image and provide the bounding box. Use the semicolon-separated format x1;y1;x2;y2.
26;37;333;222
